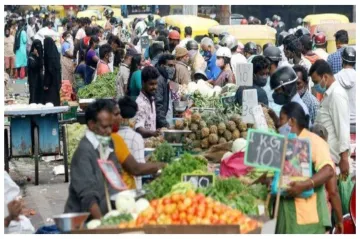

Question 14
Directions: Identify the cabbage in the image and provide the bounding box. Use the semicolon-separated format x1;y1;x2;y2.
115;194;136;214
104;210;121;219
135;198;150;214
87;219;101;229
232;138;247;153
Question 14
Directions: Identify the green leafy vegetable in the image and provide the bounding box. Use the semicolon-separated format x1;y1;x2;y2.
77;70;118;99
101;213;133;226
198;177;268;216
152;142;176;163
144;153;207;200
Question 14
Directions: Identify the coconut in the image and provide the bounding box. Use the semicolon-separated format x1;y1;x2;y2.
209;125;218;134
188;133;196;141
209;133;219;145
230;114;242;125
191;113;202;123
217;122;226;135
241;131;248;139
226;121;237;132
195;131;202;140
218;137;227;144
224;130;233;141
232;129;241;140
201;138;209;149
175;120;185;130
201;127;210;138
199;120;207;129
193;140;201;148
190;123;199;132
238;122;248;132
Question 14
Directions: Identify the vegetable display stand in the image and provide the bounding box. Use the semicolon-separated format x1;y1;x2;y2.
4;106;70;185
72;224;241;234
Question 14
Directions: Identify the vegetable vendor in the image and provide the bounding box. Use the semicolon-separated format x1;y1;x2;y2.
134;66;162;138
110;98;165;190
65;99;165;219
275;102;334;234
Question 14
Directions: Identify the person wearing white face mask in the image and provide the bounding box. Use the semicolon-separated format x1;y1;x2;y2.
64;100;122;219
208;47;235;87
61;31;75;82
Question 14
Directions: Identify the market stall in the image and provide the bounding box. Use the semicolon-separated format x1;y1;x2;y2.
4;104;70;185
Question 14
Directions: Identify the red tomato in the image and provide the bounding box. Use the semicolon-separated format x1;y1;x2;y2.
186;190;196;198
171;211;179;221
187;206;196;215
150;200;158;208
183;198;192;208
171;194;181;203
179;212;187;220
163;197;171;205
178;202;187;212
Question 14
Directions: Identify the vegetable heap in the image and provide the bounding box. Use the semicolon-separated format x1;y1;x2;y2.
65;123;87;164
198;177;268;216
77;71;117;99
101;213;133;226
152;142;176;163
144;153;208;200
120;190;261;234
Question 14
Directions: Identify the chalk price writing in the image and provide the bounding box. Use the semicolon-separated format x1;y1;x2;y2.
245;129;285;171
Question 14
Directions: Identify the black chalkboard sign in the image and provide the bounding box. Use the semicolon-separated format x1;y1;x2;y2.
244;129;286;171
141;36;150;49
182;173;215;188
221;94;236;107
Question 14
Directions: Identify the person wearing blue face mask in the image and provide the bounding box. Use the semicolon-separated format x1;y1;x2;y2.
200;37;221;81
309;59;351;180
263;45;283;116
270;65;310;135
235;55;269;106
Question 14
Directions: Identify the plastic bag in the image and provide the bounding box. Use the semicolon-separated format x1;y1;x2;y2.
338;176;355;215
220;151;253;178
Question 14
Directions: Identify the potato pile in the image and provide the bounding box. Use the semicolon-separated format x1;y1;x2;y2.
185;112;249;151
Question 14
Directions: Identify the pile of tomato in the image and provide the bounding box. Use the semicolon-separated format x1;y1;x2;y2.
119;190;260;234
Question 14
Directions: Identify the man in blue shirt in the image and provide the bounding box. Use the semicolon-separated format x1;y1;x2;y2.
327;30;349;74
200;37;221;81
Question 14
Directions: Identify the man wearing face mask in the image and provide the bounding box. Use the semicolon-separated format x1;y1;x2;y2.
243;42;258;63
168;30;180;54
64;100;126;219
270;65;309;134
219;35;247;72
96;43;113;76
200;37;221;81
235;55;269;106
209;47;235;87
155;54;177;128
174;47;191;85
309;60;351;178
263;46;283;116
285;38;312;71
293;65;319;125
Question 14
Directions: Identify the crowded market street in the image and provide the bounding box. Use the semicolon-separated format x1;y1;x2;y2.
3;4;356;235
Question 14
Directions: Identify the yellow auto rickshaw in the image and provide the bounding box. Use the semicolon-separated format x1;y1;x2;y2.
77;10;106;28
315;23;356;54
208;25;276;48
303;13;350;35
163;15;219;41
48;5;66;19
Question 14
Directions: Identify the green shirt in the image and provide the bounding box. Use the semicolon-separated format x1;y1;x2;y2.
129;70;142;101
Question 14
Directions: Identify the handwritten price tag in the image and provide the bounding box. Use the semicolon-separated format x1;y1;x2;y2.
235;63;253;87
242;89;258;124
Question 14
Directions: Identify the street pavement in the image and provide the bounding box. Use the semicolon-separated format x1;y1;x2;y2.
9;158;69;230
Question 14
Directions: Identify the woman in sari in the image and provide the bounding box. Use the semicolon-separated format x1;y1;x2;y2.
61;31;75;83
85;36;99;84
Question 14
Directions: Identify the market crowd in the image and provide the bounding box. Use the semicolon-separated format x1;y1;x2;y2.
4;10;356;234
